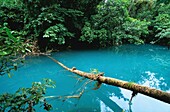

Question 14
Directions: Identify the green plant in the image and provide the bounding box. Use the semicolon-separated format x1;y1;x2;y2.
0;78;55;111
43;24;74;44
153;14;170;41
122;17;150;44
0;24;31;76
22;3;83;47
80;0;150;46
150;3;170;44
90;68;100;74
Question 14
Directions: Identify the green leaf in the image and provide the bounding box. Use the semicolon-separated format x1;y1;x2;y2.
5;28;17;42
7;72;11;78
0;51;8;56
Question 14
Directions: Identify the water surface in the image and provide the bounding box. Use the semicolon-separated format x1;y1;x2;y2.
0;44;170;112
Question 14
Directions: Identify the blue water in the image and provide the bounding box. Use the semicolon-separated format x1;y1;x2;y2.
0;44;170;112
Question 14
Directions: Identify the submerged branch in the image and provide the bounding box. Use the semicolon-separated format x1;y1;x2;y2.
47;56;170;104
44;89;85;102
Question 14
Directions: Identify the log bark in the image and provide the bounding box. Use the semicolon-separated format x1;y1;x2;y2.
47;56;170;104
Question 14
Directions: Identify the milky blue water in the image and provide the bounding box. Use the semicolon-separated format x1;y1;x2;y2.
0;44;170;112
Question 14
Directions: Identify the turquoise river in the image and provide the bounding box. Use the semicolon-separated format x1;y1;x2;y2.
0;44;170;112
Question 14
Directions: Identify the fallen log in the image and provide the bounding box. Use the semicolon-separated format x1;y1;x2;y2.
47;56;170;104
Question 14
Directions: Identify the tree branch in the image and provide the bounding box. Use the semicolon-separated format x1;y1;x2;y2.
47;56;170;104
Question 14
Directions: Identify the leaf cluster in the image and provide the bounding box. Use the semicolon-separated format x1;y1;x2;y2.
80;0;150;46
80;0;170;46
0;24;31;76
0;79;55;112
152;3;170;42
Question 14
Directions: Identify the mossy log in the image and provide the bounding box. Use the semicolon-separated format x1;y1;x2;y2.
47;56;170;104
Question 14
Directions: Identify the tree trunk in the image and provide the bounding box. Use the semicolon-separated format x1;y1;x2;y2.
47;56;170;104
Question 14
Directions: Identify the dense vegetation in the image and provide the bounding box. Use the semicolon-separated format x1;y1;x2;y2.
0;0;170;111
0;0;169;50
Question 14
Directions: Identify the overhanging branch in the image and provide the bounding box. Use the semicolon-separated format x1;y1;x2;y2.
47;56;170;104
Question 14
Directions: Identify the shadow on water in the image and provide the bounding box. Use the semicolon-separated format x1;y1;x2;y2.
96;90;124;112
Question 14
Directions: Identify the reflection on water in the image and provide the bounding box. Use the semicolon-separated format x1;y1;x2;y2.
109;87;170;112
100;100;114;112
0;44;170;112
140;71;165;89
109;88;131;112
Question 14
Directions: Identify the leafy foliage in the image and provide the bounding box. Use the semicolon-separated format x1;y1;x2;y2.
122;17;150;44
80;22;108;46
150;3;170;44
128;0;170;44
0;23;28;55
21;2;83;48
43;24;74;44
0;24;31;76
0;0;169;47
0;79;55;111
128;0;157;20
154;14;170;39
80;0;150;46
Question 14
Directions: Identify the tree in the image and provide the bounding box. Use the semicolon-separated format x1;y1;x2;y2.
0;0;169;48
80;0;150;46
0;23;31;76
151;3;170;44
